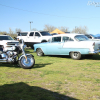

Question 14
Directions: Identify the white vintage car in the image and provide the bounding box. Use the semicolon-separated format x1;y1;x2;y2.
34;33;100;60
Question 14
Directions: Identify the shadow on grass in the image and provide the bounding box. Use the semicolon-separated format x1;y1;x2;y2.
25;48;34;53
82;55;100;60
0;63;52;69
0;82;79;100
0;63;19;68
45;55;71;59
45;55;100;60
34;63;52;68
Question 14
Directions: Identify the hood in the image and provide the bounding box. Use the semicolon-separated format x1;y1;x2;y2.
2;40;19;42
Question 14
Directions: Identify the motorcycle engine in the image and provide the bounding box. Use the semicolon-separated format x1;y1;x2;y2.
0;51;17;63
6;51;14;57
6;51;17;62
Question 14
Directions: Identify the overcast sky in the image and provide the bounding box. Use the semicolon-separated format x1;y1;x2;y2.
0;0;100;34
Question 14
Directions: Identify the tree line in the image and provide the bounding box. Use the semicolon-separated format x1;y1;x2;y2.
32;25;88;34
0;25;88;38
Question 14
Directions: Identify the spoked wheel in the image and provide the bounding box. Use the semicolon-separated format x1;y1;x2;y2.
70;52;81;60
18;55;35;69
36;48;44;56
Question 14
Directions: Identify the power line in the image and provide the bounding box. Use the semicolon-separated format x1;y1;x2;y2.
0;3;100;19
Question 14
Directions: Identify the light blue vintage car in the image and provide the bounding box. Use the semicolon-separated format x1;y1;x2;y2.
34;34;100;60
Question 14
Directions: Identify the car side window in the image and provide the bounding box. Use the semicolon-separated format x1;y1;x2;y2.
63;36;74;42
35;32;40;37
63;37;69;42
52;37;61;42
18;33;28;36
85;35;92;39
29;32;34;36
69;38;74;41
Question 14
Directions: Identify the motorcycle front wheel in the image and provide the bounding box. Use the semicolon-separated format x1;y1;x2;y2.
18;55;35;69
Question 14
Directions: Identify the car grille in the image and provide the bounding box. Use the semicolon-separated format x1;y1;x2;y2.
7;42;19;45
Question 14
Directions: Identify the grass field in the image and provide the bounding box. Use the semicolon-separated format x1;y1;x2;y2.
0;48;100;100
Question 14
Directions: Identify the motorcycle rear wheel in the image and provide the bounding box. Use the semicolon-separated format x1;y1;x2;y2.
18;55;35;69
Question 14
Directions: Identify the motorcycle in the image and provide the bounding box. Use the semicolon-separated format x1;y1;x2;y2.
0;39;35;69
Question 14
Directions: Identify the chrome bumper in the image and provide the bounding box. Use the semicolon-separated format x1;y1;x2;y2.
89;50;100;54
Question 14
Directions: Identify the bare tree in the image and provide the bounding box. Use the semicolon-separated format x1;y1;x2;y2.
9;28;14;34
15;28;21;33
43;24;56;32
58;26;69;32
0;31;8;35
72;26;88;34
9;28;17;38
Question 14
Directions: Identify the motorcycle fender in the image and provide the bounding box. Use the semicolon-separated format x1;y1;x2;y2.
18;54;34;61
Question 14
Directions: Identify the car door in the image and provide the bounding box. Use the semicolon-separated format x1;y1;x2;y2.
26;32;35;44
34;32;41;43
60;36;74;55
46;36;63;55
27;32;41;43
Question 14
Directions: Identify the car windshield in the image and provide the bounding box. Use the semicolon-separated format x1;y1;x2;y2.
0;36;14;40
40;32;52;36
90;34;98;39
75;35;89;41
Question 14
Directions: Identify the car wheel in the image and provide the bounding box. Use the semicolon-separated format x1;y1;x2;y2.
70;52;81;60
36;48;44;56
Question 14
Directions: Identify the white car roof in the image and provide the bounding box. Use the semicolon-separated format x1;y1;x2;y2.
52;33;83;37
18;31;49;33
0;35;9;36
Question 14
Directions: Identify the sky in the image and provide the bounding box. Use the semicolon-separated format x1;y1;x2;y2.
0;0;100;35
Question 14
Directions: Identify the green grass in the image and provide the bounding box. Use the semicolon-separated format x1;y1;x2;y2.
0;48;100;100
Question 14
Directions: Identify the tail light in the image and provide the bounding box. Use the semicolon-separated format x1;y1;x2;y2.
93;42;95;46
92;42;95;50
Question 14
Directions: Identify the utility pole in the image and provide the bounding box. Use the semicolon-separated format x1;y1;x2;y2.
29;21;33;31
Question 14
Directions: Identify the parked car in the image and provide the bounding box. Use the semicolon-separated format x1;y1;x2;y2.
85;34;100;40
34;33;100;60
17;31;52;49
0;35;19;49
